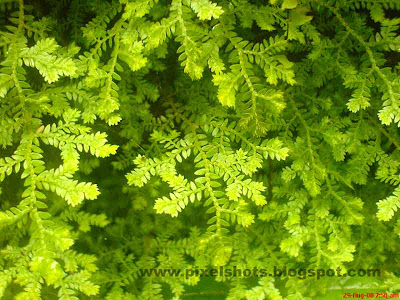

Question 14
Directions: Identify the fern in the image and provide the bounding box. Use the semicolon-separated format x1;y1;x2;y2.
1;0;400;299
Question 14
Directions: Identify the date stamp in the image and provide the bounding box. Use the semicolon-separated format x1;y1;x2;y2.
343;293;400;299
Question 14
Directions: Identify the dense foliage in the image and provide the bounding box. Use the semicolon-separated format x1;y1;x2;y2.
1;0;400;299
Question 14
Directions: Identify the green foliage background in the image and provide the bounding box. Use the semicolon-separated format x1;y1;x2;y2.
0;0;400;298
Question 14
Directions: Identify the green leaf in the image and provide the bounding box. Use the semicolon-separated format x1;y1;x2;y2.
282;0;298;9
290;8;313;26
